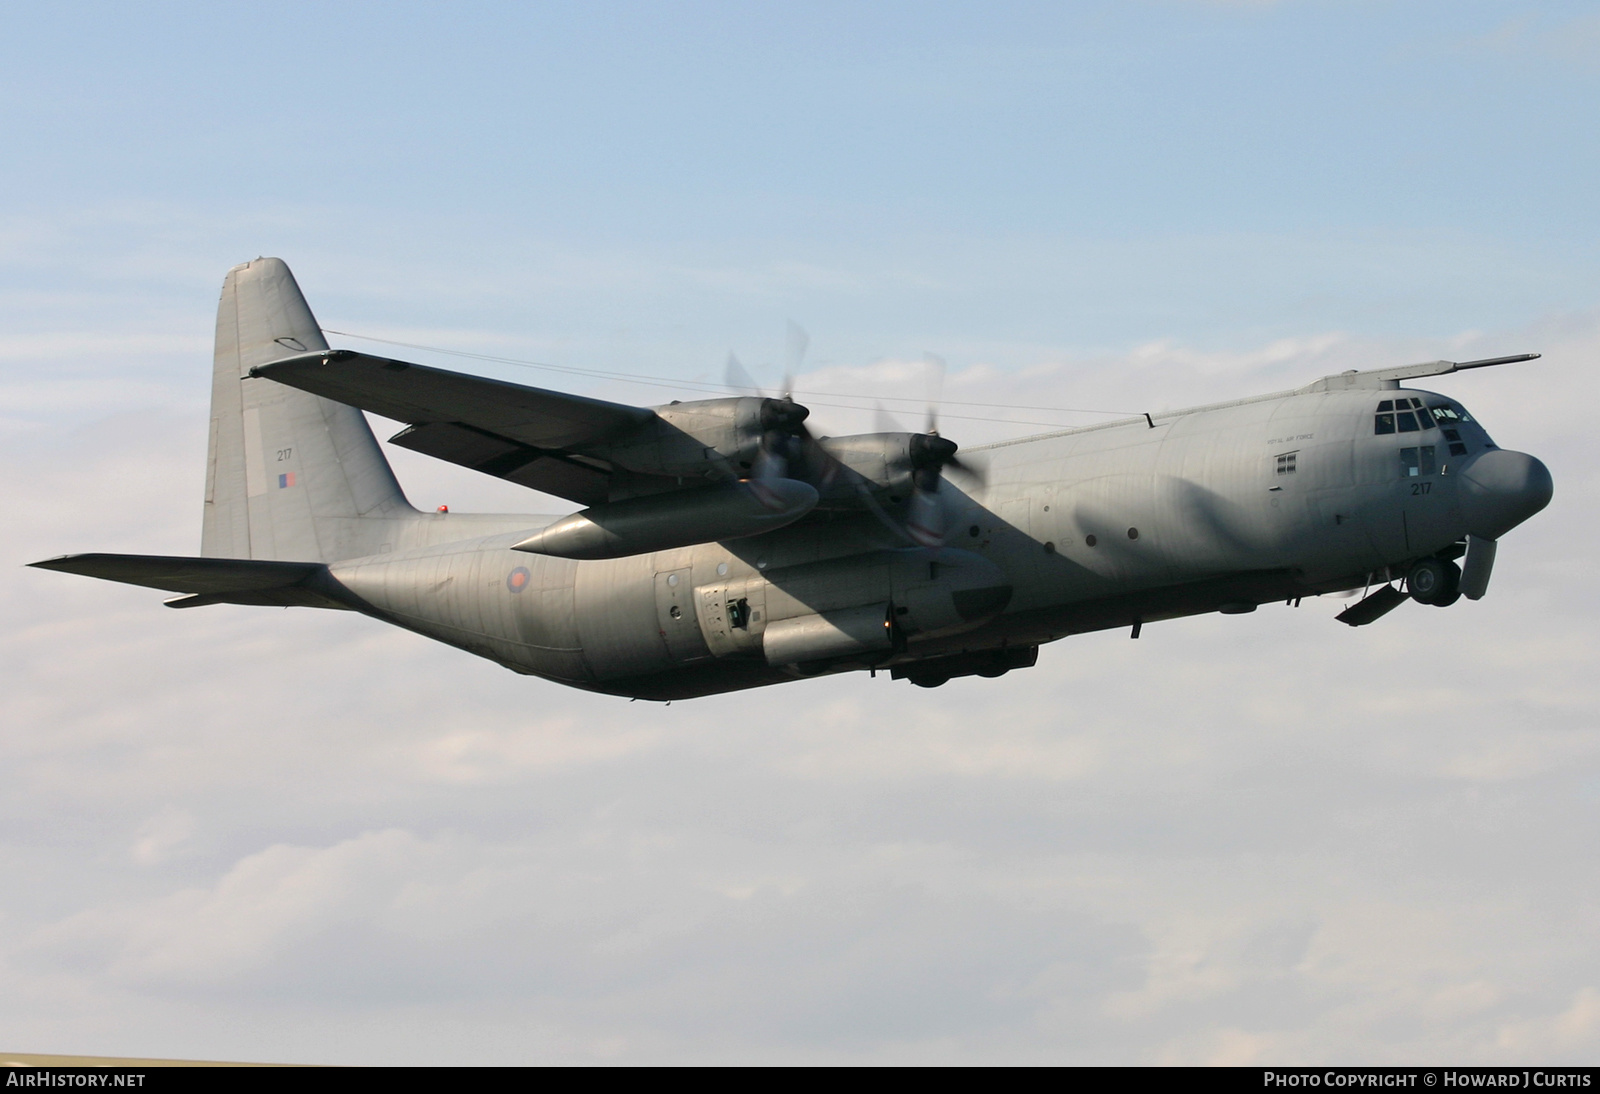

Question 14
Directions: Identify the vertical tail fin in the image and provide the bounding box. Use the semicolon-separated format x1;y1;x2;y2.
202;258;414;562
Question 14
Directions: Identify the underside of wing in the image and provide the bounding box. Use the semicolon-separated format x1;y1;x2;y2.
251;350;662;504
384;420;615;505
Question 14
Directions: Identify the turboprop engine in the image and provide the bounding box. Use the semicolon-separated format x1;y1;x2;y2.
599;395;813;483
523;383;982;557
512;477;818;560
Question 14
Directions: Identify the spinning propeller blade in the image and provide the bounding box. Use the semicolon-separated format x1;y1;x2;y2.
724;352;762;397
899;353;988;547
783;321;809;401
725;329;835;499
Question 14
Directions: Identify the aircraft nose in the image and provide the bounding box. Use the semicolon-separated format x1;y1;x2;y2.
1458;449;1553;539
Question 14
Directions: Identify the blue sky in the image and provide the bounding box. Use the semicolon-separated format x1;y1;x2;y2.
7;1;1600;364
3;1;1599;1065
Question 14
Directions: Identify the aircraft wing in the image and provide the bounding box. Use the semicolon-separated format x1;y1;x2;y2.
251;350;660;504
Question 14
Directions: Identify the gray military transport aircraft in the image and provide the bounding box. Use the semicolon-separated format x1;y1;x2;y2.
31;259;1553;699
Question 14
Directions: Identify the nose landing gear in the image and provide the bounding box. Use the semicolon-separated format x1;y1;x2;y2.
1407;557;1462;607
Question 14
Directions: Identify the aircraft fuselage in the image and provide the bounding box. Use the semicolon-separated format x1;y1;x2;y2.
325;383;1548;699
33;259;1553;701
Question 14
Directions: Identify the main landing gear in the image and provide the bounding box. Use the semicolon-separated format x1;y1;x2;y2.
892;646;1040;688
1407;556;1462;607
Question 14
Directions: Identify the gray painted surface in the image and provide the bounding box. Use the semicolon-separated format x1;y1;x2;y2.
34;260;1557;700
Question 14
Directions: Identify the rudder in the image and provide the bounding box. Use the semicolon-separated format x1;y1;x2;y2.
202;258;414;562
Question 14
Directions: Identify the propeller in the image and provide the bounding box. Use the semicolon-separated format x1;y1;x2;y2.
726;337;986;541
905;432;958;547
875;354;986;548
918;353;987;487
723;334;823;501
783;320;809;400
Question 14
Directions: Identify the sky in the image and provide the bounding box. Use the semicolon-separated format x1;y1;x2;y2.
2;0;1598;1065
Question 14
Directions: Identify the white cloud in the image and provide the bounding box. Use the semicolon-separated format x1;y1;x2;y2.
1463;14;1600;71
2;213;1598;1066
6;0;1600;1062
4;307;1593;1062
130;807;196;867
1496;988;1600;1057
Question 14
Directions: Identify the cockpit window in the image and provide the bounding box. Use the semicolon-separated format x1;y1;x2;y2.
1427;401;1482;453
1377;396;1448;435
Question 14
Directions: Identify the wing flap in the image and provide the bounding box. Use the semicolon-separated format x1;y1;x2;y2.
387;421;610;505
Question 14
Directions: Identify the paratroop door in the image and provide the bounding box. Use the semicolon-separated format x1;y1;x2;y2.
655;568;710;661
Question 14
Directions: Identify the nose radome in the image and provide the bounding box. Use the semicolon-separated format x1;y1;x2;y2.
1458;449;1553;539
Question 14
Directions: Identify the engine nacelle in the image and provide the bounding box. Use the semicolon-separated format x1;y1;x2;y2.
596;406;943;517
511;478;818;560
813;432;919;502
598;397;777;482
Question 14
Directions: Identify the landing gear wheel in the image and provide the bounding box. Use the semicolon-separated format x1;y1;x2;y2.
1408;557;1461;606
907;673;949;688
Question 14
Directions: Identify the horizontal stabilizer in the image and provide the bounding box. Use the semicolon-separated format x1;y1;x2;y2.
28;553;352;610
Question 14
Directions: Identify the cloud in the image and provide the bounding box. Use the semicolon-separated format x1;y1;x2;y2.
4;391;1594;1061
130;807;196;867
1496;988;1600;1057
1463;14;1600;71
2;254;1597;1065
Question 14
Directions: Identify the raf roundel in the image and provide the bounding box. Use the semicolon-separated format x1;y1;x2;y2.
506;566;531;593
